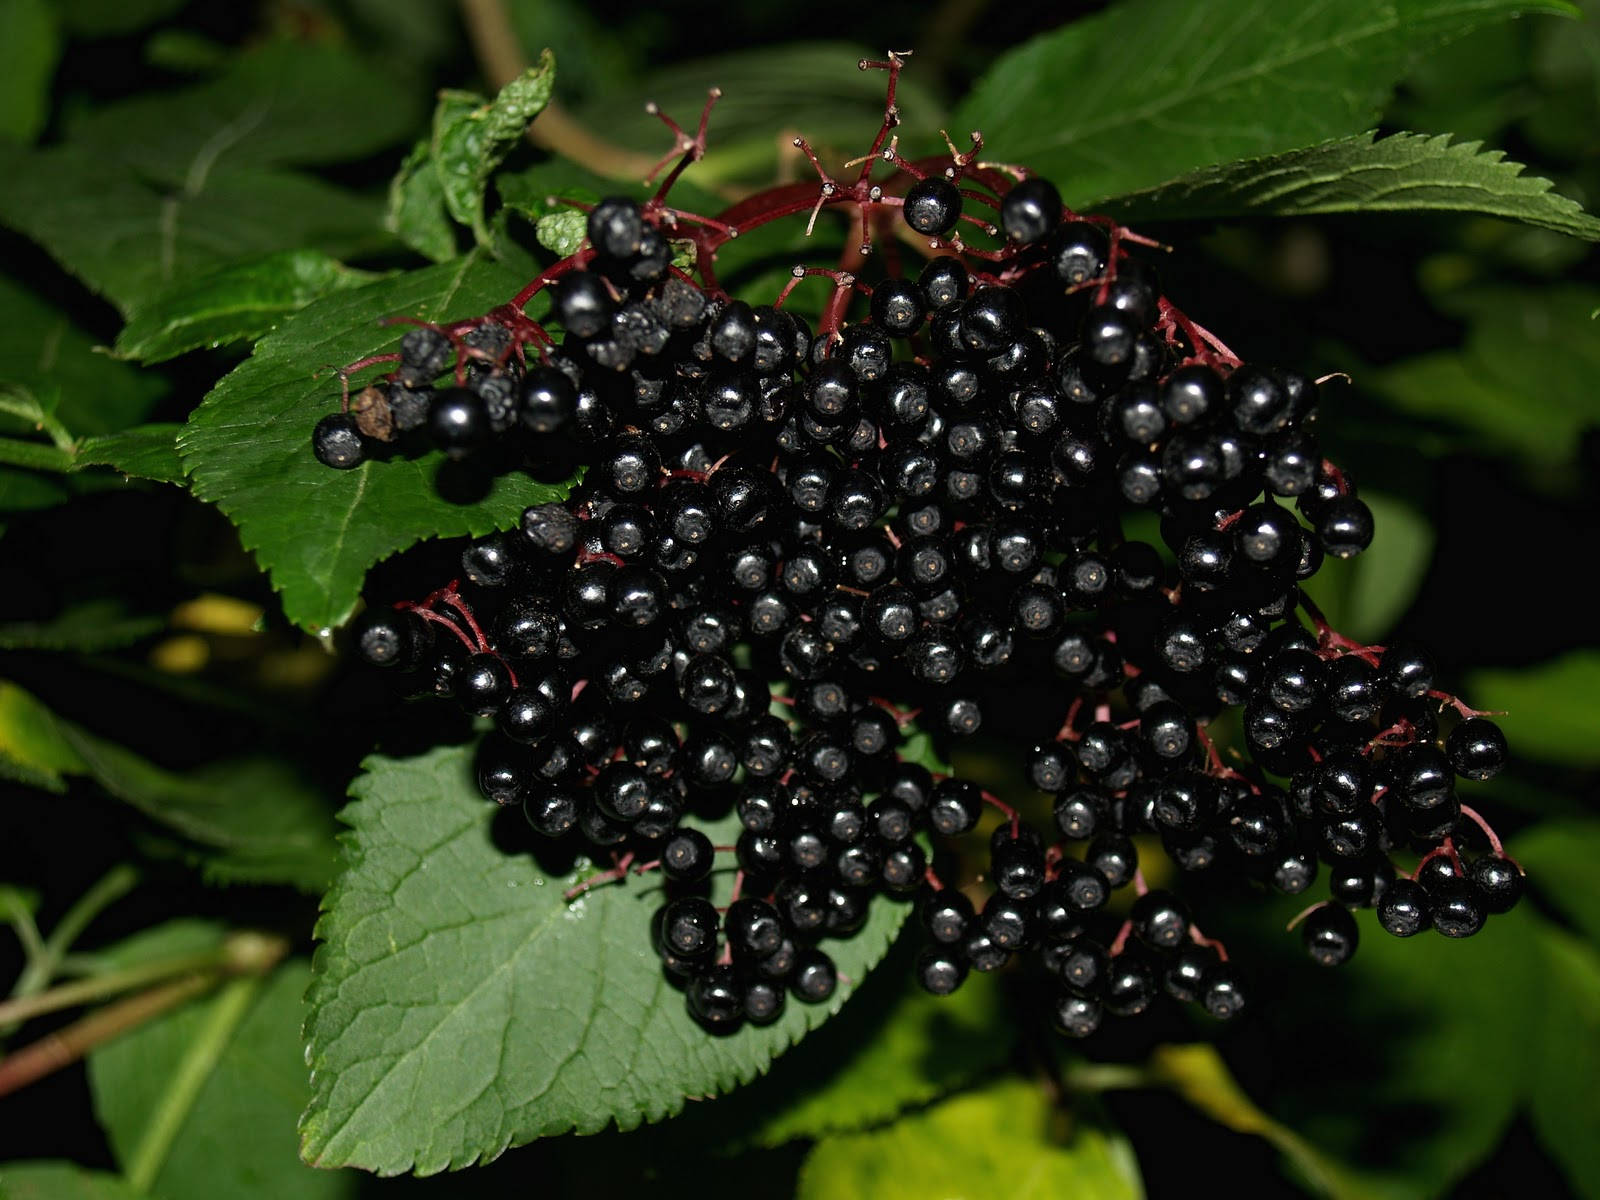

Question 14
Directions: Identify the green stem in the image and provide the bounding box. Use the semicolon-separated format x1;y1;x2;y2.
10;864;139;1002
0;947;236;1026
0;437;75;472
124;974;262;1194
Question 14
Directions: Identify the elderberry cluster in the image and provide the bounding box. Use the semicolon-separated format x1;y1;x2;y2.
319;130;1522;1038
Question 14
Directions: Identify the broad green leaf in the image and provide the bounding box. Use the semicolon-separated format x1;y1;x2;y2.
181;250;573;632
90;961;355;1200
434;52;557;245
1513;820;1600;943
1367;284;1600;468
0;599;163;653
0;273;165;435
691;942;1011;1148
0;469;69;513
116;251;382;364
953;0;1577;209
1267;910;1543;1198
1528;926;1600;1197
1300;492;1433;643
0;1162;147;1200
570;42;946;184
57;0;186;36
386;139;459;263
0;147;388;317
0;0;60;144
0;680;338;892
62;41;420;182
1467;652;1600;765
796;1078;1142;1200
300;742;913;1174
1147;1045;1364;1199
1101;133;1600;239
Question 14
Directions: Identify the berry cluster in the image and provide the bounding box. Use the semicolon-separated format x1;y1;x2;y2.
318;57;1522;1038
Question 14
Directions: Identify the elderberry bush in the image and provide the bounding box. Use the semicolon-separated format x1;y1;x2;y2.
315;95;1524;1040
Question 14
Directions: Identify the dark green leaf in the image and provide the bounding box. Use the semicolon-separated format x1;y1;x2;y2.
1513;820;1600;943
181;250;571;632
1467;652;1600;766
434;52;557;245
1528;926;1600;1196
1300;492;1433;643
570;42;946;184
724;947;1011;1147
62;41;420;181
797;1078;1142;1200
1101;133;1600;239
0;679;338;892
0;0;60;145
0;273;165;435
0;1162;148;1200
57;0;186;36
116;251;382;363
1147;1045;1365;1198
386;139;459;263
0;599;163;652
1269;910;1542;1198
301;742;912;1174
954;0;1577;208
1367;283;1600;468
0;148;388;316
90;960;356;1200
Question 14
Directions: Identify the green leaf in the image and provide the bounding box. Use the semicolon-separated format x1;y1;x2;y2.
434;52;557;245
115;251;382;364
386;139;459;263
75;425;186;484
0;599;163;652
1101;132;1600;239
1513;820;1600;943
300;742;913;1174
0;1162;148;1200
0;147;388;317
88;918;228;971
685;941;1012;1148
570;42;946;184
62;41;421;182
1367;283;1600;468
181;250;573;632
0;679;88;792
1466;652;1600;766
0;273;166;435
89;961;356;1200
1146;1045;1364;1198
953;0;1577;209
0;0;60;145
1528;926;1600;1197
0;679;338;892
56;0;186;36
1300;492;1433;643
535;209;589;258
797;1078;1142;1200
1268;910;1543;1198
